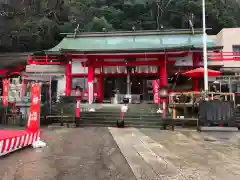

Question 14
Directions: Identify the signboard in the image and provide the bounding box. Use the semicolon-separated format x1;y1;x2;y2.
216;76;240;83
2;79;9;107
152;80;160;104
26;83;41;132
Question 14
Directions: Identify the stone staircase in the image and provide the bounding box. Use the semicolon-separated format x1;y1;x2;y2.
49;103;172;128
47;103;204;128
80;111;165;128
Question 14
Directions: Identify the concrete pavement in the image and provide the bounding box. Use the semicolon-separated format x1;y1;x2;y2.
0;127;239;180
109;127;240;180
0;127;136;180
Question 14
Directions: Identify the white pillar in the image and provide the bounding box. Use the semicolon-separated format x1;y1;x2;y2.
202;0;208;91
126;73;131;103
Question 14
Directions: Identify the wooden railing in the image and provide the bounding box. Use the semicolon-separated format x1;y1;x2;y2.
208;52;240;61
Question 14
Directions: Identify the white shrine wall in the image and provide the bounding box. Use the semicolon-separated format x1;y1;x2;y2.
57;59;87;95
71;59;88;74
57;77;66;95
56;55;222;95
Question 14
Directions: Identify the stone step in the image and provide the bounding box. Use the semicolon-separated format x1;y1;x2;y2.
79;124;162;128
81;118;162;123
80;117;162;123
50;103;160;114
80;113;162;117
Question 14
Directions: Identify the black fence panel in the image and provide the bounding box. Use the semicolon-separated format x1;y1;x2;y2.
199;100;236;126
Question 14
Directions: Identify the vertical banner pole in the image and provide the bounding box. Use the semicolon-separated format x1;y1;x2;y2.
75;88;82;127
202;0;208;92
3;79;9;124
2;79;9;107
88;66;95;111
88;66;94;105
26;83;41;132
76;98;81;118
152;80;160;104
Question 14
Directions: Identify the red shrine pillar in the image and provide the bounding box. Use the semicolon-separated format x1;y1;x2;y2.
192;52;200;91
65;60;72;96
88;62;95;104
159;56;168;114
159;56;168;87
96;60;104;103
97;75;104;103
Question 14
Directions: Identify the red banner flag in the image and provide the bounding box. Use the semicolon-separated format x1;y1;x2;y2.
88;82;94;104
75;89;82;118
26;83;41;132
152;80;160;104
2;79;9;107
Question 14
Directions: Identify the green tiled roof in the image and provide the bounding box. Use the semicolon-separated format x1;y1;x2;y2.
48;31;216;53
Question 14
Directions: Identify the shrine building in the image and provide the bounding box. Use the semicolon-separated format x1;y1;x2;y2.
3;28;238;103
24;29;224;103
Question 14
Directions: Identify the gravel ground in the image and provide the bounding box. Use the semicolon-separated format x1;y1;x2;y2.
0;127;136;180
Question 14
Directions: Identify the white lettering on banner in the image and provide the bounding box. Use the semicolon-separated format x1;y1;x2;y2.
153;80;160;104
77;101;80;108
154;85;158;92
32;97;39;104
29;112;38;121
88;82;93;104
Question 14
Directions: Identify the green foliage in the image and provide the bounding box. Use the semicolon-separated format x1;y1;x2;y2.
0;0;239;52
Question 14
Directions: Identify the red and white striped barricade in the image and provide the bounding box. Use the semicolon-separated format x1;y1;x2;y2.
0;82;43;157
0;130;41;156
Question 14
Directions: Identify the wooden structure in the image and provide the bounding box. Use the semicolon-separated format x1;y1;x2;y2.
0;29;239;104
169;92;235;119
26;29;224;102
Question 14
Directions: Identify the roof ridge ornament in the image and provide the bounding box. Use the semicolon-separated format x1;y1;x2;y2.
74;24;80;39
189;13;195;34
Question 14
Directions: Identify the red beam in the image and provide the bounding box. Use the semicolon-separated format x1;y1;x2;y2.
89;60;175;67
69;52;188;59
0;66;26;76
69;67;194;78
71;72;159;77
27;61;65;65
28;55;65;65
208;52;240;61
209;57;240;61
0;70;9;75
7;71;27;78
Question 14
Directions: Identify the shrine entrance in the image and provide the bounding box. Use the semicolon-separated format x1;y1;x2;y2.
103;76;157;103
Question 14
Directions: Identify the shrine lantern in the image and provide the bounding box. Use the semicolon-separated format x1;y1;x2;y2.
159;86;168;99
75;87;82;97
159;86;169;120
